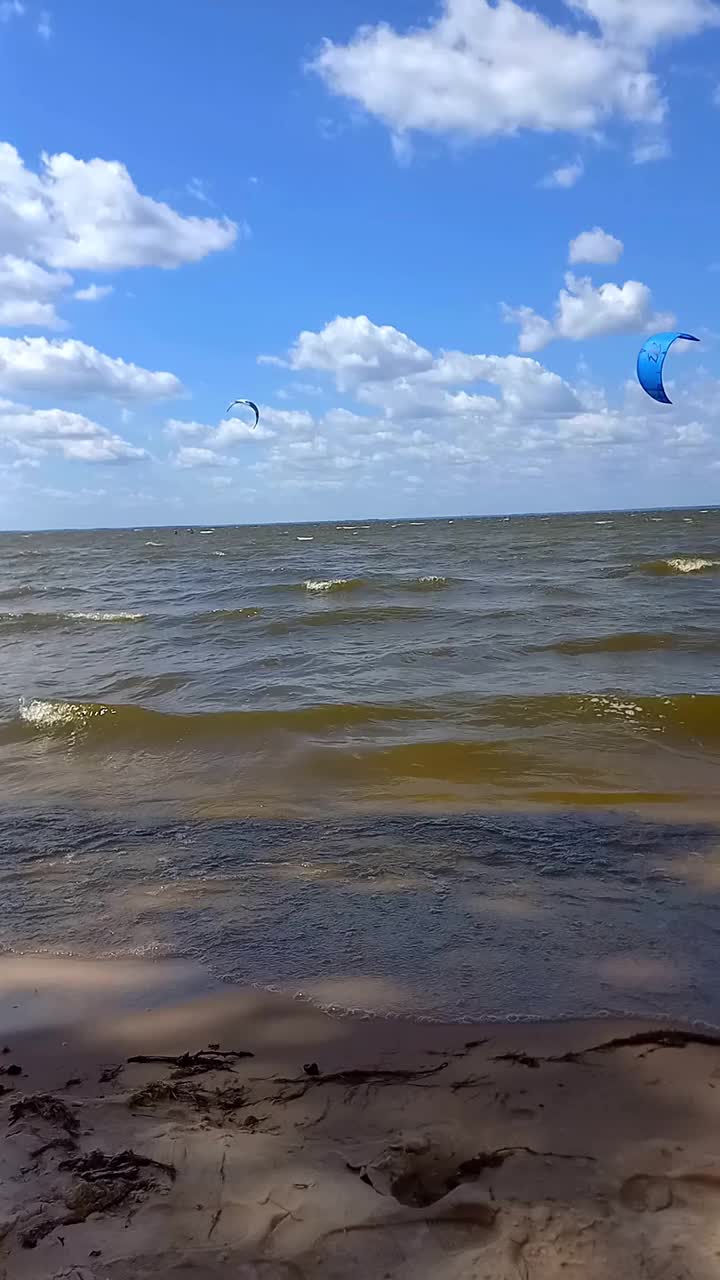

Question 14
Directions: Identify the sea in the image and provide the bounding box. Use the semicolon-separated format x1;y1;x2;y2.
2;508;720;1025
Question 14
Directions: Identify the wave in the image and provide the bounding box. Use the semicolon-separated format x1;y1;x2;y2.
9;697;434;745
303;578;365;593
145;541;164;548
6;692;720;750
403;575;450;590
0;584;35;601
266;605;428;634
67;610;145;623
639;557;720;576
293;576;450;594
193;607;262;623
539;631;720;655
487;692;720;741
0;609;145;632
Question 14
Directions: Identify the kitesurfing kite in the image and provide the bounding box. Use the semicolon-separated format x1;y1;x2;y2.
226;398;260;428
636;332;699;405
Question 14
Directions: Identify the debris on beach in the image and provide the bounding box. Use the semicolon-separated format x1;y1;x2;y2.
9;1093;79;1134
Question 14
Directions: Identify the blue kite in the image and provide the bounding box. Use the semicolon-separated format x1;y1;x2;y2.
637;332;699;404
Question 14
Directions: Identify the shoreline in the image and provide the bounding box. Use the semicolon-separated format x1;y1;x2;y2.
4;956;720;1277
3;951;719;1037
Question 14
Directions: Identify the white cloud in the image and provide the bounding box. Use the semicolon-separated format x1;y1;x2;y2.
174;446;235;468
0;337;182;399
265;315;434;388
265;318;584;425
73;283;113;302
37;8;51;38
541;159;584;190
506;273;672;351
0;143;238;272
418;351;584;418
632;135;671;164
312;0;667;151
0;399;146;462
165;413;276;452
213;416;274;447
0;254;71;328
0;1;24;20
242;309;720;512
568;227;623;265
186;177;212;205
568;0;720;45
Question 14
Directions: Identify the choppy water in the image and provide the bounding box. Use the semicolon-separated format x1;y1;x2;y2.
3;510;720;1022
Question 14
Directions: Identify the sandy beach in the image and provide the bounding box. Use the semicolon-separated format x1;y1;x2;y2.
1;957;720;1278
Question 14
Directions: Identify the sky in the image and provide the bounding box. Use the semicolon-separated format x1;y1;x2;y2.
1;0;720;529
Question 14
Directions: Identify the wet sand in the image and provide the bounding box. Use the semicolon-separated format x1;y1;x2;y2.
2;957;720;1278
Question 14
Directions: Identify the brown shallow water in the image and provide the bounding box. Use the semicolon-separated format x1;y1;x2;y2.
2;510;720;1022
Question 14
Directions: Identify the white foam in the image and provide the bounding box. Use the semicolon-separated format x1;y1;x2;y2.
19;698;109;730
67;610;145;622
296;535;314;541
667;557;720;573
304;578;349;592
145;541;163;547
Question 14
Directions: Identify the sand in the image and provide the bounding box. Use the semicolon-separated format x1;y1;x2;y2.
2;957;720;1278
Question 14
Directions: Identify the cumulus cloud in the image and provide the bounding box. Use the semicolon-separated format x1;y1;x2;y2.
567;0;720;45
311;0;673;156
240;309;718;511
0;255;71;328
568;227;624;265
264;319;583;419
0;143;238;329
0;337;182;399
165;413;276;453
262;315;434;389
506;273;672;351
174;446;235;468
0;143;238;271
540;159;584;190
0;399;146;462
73;283;113;302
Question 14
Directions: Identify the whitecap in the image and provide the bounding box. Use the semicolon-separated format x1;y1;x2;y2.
667;557;720;574
304;578;349;592
67;610;145;622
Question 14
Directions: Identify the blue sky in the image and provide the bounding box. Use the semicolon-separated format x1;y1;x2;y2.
1;0;720;529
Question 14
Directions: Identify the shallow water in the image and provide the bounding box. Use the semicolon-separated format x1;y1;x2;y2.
3;510;720;1021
